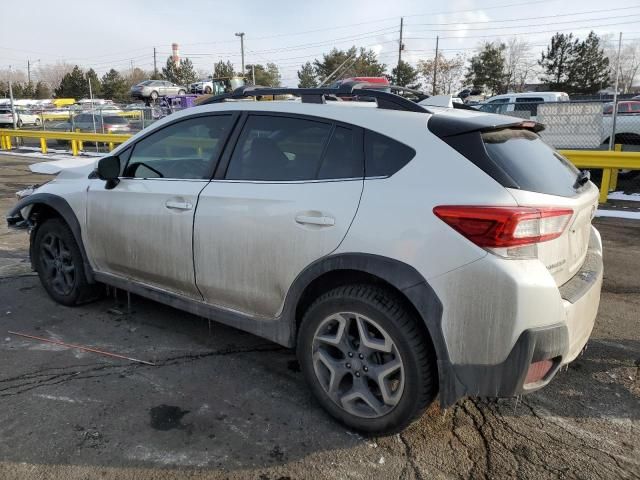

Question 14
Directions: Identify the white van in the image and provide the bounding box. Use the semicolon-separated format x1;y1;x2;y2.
477;92;570;119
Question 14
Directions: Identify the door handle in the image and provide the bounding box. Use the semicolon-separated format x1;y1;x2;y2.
165;200;193;211
295;214;335;226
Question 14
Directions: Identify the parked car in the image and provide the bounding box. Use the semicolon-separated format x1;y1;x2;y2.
477;92;570;119
0;107;42;127
130;80;187;102
603;101;640;114
7;86;602;434
70;113;132;134
190;77;246;95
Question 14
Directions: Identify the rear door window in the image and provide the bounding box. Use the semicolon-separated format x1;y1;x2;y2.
481;128;580;197
317;126;363;179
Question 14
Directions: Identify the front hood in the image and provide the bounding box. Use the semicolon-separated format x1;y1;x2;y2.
30;157;98;177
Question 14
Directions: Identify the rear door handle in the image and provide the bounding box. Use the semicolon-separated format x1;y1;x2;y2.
295;215;335;226
165;200;193;211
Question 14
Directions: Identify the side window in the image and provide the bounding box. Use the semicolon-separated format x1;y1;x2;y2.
618;103;630;113
364;130;415;177
124;115;233;179
225;115;332;181
515;97;544;116
482;98;509;113
317;126;363;180
630;103;640;112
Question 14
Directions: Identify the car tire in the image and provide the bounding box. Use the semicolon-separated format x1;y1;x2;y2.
204;86;212;94
150;91;158;101
33;218;100;306
16;119;23;128
178;89;186;95
297;285;437;434
35;118;41;126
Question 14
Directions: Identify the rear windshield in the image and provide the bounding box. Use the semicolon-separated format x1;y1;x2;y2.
481;129;579;197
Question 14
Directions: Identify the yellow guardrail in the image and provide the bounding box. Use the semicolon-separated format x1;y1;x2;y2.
0;129;130;156
559;145;640;203
1;129;638;205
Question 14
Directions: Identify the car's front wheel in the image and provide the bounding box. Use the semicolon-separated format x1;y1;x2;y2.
150;91;158;101
297;285;437;434
178;89;186;95
33;218;99;306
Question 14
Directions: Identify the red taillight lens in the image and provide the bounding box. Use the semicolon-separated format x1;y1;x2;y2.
433;206;573;248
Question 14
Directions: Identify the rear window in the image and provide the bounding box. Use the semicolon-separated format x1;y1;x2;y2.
103;116;128;124
481;129;579;197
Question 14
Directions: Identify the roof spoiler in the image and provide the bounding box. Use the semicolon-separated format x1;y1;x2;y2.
428;113;545;138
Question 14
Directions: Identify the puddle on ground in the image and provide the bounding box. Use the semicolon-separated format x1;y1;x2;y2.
149;404;190;431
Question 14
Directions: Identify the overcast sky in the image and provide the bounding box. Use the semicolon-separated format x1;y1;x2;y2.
1;0;639;86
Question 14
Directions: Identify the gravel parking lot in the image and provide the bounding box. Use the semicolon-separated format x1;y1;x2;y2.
0;153;638;479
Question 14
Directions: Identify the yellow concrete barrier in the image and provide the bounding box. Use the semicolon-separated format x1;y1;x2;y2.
560;146;640;203
0;129;131;156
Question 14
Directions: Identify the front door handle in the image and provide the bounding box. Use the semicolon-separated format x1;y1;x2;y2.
165;200;193;211
295;214;335;226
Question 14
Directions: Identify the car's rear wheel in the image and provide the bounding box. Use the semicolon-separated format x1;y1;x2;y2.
34;218;99;306
16;119;23;128
297;285;437;434
34;117;41;126
178;89;186;95
204;86;212;94
150;91;158;101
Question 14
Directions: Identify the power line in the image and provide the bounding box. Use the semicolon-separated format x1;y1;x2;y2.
406;5;640;27
405;13;640;33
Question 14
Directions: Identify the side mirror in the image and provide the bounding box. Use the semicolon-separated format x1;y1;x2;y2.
96;155;121;190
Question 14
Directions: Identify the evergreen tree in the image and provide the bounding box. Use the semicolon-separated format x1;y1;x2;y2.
389;60;420;88
246;63;281;86
162;57;198;86
54;65;88;99
539;33;579;91
313;47;386;83
34;81;51;99
465;42;507;95
101;69;129;101
570;32;610;94
86;68;102;97
297;61;317;87
214;60;235;78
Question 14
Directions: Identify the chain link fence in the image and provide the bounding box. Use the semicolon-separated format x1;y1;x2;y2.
478;100;640;150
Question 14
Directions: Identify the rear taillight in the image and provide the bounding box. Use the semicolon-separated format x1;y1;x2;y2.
433;206;573;256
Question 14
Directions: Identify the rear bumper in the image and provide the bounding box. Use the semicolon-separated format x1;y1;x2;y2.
435;226;603;405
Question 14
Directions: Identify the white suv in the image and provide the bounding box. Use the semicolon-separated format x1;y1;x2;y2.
7;86;603;434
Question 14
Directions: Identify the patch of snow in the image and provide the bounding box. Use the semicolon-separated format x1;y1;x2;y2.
608;191;640;202
595;209;640;220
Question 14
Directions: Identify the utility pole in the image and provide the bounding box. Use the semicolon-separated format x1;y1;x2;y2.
27;59;31;85
609;32;623;151
396;17;404;83
235;32;245;75
432;36;439;96
252;65;255;85
153;47;158;78
8;66;16;129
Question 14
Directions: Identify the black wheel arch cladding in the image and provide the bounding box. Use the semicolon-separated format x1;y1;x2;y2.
8;193;95;283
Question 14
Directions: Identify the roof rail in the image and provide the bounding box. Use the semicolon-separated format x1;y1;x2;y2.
199;82;431;113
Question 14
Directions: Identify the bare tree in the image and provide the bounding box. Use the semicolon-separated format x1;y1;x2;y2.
604;38;640;93
417;53;465;95
0;68;27;85
503;38;536;92
35;62;74;90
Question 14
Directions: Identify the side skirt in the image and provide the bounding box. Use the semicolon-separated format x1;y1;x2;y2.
93;272;293;347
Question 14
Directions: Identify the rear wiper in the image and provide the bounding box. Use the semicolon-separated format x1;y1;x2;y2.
573;170;590;189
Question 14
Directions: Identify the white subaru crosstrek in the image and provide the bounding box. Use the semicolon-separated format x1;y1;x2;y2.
7;85;603;434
